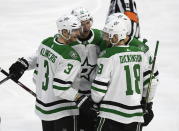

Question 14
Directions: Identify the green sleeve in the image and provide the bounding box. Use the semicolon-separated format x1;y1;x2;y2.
129;37;149;53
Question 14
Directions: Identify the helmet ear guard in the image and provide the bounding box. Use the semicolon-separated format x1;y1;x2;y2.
58;29;71;40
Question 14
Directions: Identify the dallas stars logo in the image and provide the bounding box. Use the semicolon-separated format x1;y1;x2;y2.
81;58;96;81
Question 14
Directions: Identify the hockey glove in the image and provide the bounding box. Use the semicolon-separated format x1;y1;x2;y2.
9;58;29;82
75;95;89;108
75;95;100;118
141;97;154;126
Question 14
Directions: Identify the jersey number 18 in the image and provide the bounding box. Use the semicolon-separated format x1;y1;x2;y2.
124;64;141;95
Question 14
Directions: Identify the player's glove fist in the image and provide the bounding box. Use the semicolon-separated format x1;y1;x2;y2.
9;58;29;82
141;98;154;126
75;95;99;118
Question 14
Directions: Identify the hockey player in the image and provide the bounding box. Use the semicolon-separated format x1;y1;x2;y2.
70;7;106;96
8;14;91;131
70;7;106;131
106;13;159;129
91;17;159;131
107;0;140;38
106;12;159;80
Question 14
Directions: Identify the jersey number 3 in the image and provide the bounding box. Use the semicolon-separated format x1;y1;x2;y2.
42;60;49;91
42;61;73;91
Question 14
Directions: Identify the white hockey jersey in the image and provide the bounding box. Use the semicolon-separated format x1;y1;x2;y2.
91;45;158;124
26;36;81;121
69;29;106;95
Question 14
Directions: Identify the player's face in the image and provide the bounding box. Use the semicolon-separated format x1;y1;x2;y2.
69;28;80;42
103;32;110;42
102;32;112;46
81;20;92;34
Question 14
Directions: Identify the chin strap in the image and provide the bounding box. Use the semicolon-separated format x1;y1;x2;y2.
110;38;125;46
61;34;71;41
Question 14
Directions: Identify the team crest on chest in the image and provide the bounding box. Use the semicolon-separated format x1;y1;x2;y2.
81;58;96;81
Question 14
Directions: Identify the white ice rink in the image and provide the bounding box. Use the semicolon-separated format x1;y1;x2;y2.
0;0;179;131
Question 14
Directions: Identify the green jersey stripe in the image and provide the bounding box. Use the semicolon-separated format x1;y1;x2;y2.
53;85;70;90
100;107;143;118
91;86;107;93
36;105;77;114
34;70;38;75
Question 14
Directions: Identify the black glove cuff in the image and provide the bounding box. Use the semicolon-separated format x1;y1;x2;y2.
147;102;153;110
75;95;88;107
141;97;153;110
18;57;29;70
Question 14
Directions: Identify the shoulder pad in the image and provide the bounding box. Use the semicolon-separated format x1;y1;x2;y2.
99;46;142;58
129;37;149;53
62;46;81;62
42;37;53;44
91;28;103;45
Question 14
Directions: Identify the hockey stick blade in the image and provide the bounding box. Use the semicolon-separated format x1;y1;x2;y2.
0;67;36;97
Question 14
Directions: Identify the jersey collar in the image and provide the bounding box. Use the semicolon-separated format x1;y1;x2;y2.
77;29;94;44
53;36;64;46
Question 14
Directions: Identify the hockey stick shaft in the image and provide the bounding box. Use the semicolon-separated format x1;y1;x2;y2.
139;41;159;128
0;67;36;97
0;75;12;85
145;41;159;104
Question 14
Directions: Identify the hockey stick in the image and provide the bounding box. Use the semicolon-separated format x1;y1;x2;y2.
139;41;159;129
145;41;159;106
0;67;36;97
0;75;12;85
